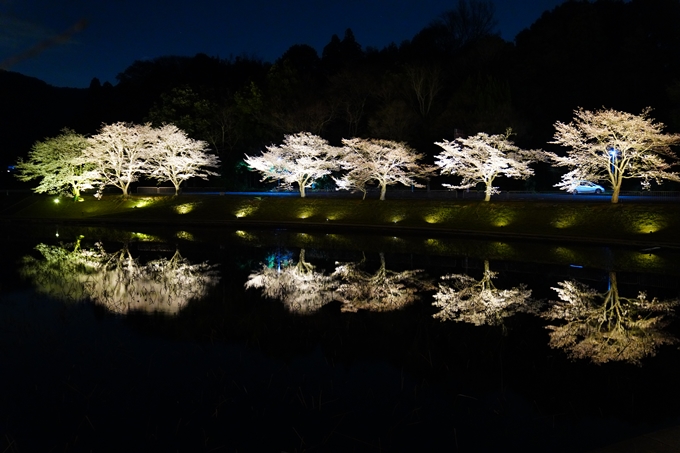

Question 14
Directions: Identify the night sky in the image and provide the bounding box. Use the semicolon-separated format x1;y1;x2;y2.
1;0;567;88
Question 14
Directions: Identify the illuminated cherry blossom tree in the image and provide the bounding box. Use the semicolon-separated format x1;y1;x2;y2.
243;132;339;197
245;249;335;314
331;253;433;312
432;260;534;325
434;129;539;201
542;272;678;364
335;138;433;200
83;122;156;197
146;124;221;195
14;129;99;199
547;107;680;203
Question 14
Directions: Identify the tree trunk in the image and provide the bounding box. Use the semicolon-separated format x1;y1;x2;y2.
611;182;622;204
484;183;492;202
379;184;387;201
300;185;306;198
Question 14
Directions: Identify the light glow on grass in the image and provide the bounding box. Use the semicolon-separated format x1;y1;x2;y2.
235;205;257;218
54;198;60;204
298;209;315;219
174;203;194;214
493;218;511;227
133;197;156;209
491;210;514;227
635;217;665;234
551;214;578;229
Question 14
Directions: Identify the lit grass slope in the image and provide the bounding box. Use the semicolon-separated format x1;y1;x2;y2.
5;194;680;246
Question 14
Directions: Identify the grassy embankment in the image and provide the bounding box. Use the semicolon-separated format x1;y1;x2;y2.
3;193;680;247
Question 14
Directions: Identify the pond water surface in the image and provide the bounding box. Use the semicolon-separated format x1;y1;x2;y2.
1;224;679;452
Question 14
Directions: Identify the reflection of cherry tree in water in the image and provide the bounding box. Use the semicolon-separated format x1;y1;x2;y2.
20;240;220;315
245;249;335;315
332;253;433;313
432;260;534;326
83;247;219;314
543;272;678;365
20;236;103;302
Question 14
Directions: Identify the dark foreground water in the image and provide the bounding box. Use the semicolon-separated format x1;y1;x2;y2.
1;223;679;452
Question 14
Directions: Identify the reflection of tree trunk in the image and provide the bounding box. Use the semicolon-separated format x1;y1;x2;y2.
332;252;431;312
481;260;492;288
601;272;624;333
245;248;334;315
432;259;533;326
296;249;314;274
371;253;387;284
543;271;678;364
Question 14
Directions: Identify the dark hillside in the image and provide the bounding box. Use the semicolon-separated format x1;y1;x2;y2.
0;70;86;160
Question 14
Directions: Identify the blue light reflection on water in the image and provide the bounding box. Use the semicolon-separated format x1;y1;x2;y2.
1;225;679;452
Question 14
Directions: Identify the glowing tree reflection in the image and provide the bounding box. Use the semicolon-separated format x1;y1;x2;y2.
83;248;220;314
19;236;103;302
20;241;220;315
332;253;432;312
542;272;678;365
432;260;534;325
245;249;335;314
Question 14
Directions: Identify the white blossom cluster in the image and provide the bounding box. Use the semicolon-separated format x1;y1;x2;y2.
245;250;433;314
16;123;220;198
245;107;680;203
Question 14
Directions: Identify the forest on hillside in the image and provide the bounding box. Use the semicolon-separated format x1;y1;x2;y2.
2;0;680;191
